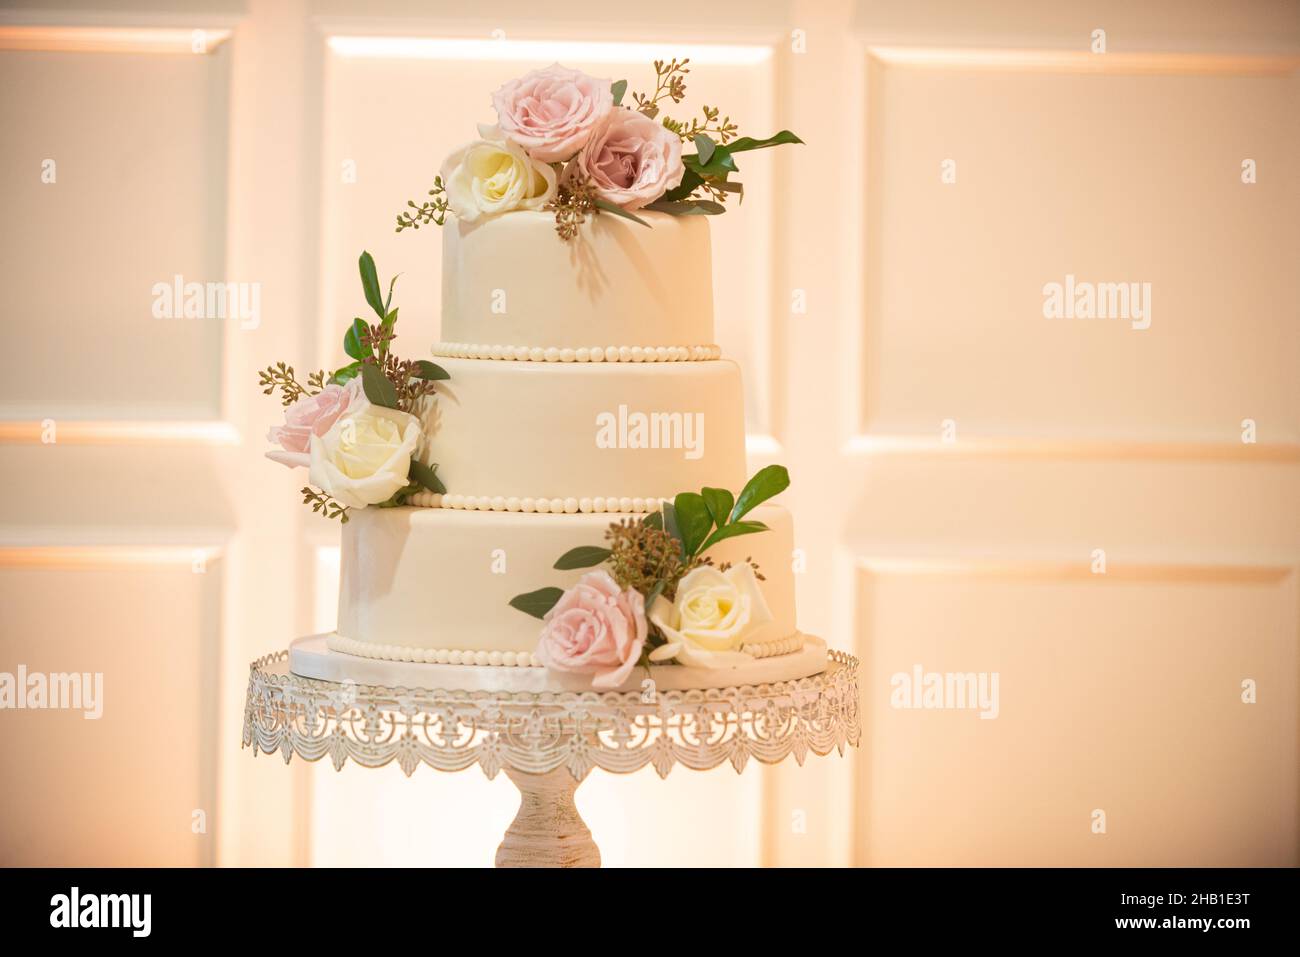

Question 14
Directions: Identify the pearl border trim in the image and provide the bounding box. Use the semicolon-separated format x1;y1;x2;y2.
327;632;805;668
433;342;722;363
327;633;541;668
406;491;665;514
741;634;807;659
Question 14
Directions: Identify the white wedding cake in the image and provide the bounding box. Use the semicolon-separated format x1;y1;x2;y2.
262;61;824;691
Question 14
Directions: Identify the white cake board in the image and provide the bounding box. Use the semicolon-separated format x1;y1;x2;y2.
289;633;829;693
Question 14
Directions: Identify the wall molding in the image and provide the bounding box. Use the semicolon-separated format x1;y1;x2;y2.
856;555;1295;584
866;46;1300;76
0;420;240;446
0;545;224;570
844;433;1300;463
0;25;232;54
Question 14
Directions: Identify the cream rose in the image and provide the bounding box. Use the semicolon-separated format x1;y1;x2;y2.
648;564;777;668
440;126;557;223
308;401;421;509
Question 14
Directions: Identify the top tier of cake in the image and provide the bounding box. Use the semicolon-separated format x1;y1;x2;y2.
438;211;715;358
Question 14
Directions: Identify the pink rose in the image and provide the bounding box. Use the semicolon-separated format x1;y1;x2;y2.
266;378;360;469
574;108;685;210
492;63;613;163
535;570;647;689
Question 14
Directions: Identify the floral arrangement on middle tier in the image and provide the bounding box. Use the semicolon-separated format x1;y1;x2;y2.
509;465;792;687
395;59;802;240
259;251;450;523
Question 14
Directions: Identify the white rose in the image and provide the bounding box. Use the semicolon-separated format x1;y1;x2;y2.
440;124;557;223
647;563;778;668
308;401;421;509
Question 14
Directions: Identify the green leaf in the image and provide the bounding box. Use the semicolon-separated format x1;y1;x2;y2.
611;79;627;106
660;168;704;203
730;464;790;522
683;147;737;179
693;133;717;165
642;510;664;531
553;546;612;570
661;500;680;545
384;272;401;313
408;459;445;494
359;251;385;320
701;487;734;528
343;318;372;360
643;199;726;216
360;362;398;408
412;360;450;381
329;361;361;385
698;520;769;555
725;130;804;153
509;587;565;620
594;198;652;228
674;491;713;557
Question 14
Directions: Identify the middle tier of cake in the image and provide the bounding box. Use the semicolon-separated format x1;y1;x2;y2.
421;356;746;510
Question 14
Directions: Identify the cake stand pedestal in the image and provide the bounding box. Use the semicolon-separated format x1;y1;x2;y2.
241;649;859;867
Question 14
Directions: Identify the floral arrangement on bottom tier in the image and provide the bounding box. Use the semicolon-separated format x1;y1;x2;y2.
508;465;791;688
259;251;449;522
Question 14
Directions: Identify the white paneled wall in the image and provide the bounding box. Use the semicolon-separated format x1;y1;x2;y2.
2;0;1296;867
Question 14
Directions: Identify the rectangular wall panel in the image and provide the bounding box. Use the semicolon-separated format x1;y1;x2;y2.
0;44;231;420
0;559;222;866
855;563;1298;866
862;58;1299;444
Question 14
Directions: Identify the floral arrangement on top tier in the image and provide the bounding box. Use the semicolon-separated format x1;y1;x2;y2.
258;252;450;522
395;59;802;240
508;465;790;687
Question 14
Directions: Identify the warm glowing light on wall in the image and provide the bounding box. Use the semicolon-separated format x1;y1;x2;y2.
326;36;772;65
0;26;232;55
0;420;240;446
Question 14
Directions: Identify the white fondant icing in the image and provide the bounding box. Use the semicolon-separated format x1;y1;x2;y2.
421;357;746;503
335;504;799;660
441;211;713;351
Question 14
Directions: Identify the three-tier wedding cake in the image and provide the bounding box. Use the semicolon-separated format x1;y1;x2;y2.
261;61;825;692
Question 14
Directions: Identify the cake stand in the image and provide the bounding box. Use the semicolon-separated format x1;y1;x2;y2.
241;647;859;867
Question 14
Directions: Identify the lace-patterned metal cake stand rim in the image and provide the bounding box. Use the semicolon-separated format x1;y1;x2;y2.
242;648;860;868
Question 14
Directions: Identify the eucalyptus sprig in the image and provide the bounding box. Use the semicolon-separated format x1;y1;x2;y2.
302;486;349;523
662;105;738;145
258;362;325;406
630;58;690;118
395;176;450;232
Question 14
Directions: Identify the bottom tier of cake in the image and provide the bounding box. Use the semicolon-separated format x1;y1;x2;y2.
334;503;801;665
293;633;828;693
